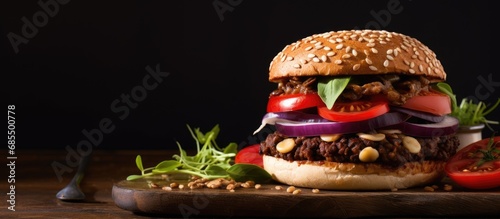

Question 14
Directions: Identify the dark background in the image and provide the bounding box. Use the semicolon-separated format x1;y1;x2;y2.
2;0;498;151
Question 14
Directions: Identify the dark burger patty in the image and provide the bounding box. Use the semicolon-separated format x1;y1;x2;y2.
260;132;459;167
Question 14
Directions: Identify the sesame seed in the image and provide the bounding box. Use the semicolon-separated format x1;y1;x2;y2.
380;40;387;44
323;46;331;51
403;59;410;66
366;42;375;47
334;60;342;65
371;48;378;53
410;62;415;68
368;38;375;43
336;44;343;50
342;54;351;59
305;46;313;51
307;54;316;58
353;64;361;71
320;55;327;62
428;67;432;74
386;55;394;61
336;38;343;43
384;60;389;67
286;56;294;61
293;63;301;69
315;45;324;49
326;52;336;57
364;50;369;56
365;58;373;65
394;48;399;56
346;46;352;53
409;69;416;74
280;56;286;62
386;49;393;55
369;65;378;71
411;54;417;59
419;64;424;72
300;59;308;64
328;39;336;44
352;49;358;56
312;57;320;63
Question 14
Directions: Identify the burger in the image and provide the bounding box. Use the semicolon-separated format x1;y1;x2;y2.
253;29;460;190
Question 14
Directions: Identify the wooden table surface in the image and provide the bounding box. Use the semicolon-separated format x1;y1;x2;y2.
2;149;499;219
1;149;175;219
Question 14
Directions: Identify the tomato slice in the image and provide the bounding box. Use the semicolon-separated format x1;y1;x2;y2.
235;144;263;168
445;136;500;189
267;93;324;112
401;90;451;116
317;96;389;122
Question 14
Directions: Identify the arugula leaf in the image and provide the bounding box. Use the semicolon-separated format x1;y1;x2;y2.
317;77;351;109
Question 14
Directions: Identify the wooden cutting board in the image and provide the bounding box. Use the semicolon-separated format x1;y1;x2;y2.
112;176;500;218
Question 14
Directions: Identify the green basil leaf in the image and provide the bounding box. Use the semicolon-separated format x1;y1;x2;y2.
227;164;272;183
317;77;351;109
135;155;144;172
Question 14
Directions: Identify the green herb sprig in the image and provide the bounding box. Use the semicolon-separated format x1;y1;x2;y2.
474;133;500;168
435;82;500;131
126;124;271;183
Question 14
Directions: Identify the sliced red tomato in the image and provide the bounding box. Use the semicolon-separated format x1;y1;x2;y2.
445;136;500;190
317;96;389;122
401;90;451;116
267;93;324;112
235;144;263;168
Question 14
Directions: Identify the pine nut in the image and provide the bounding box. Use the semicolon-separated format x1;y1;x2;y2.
276;138;296;153
378;129;402;134
286;186;296;193
320;134;341;142
403;136;421;153
359;146;379;162
357;133;385;141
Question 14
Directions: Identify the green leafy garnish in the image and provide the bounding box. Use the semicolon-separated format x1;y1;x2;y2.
474;133;500;167
227;163;272;183
317;76;351;109
434;82;500;130
126;124;272;183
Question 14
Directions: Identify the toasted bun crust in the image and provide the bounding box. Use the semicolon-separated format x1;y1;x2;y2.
263;155;445;190
268;30;446;82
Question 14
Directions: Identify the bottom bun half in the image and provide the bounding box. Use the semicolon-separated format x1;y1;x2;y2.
263;155;446;190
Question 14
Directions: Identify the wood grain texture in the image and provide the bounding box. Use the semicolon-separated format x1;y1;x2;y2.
112;177;500;218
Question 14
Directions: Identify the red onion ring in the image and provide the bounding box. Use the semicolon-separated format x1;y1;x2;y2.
274;112;409;137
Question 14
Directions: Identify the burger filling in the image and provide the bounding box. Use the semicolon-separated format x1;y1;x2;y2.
261;132;459;168
270;74;432;106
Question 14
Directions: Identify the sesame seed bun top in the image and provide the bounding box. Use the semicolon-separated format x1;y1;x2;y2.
268;30;446;82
